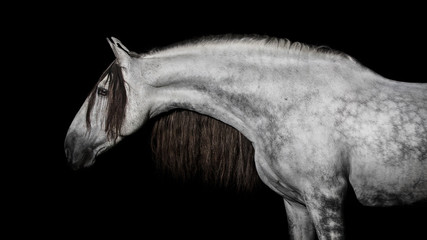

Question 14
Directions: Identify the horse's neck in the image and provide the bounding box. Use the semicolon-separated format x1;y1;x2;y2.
145;49;278;142
141;45;378;142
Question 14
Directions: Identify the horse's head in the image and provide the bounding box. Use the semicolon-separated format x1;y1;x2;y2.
64;37;148;169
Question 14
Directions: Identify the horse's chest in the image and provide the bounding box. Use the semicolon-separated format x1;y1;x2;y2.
253;143;312;202
255;158;303;201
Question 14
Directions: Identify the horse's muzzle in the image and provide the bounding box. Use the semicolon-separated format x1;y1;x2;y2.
64;132;96;170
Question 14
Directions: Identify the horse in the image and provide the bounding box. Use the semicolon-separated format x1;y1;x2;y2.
64;36;427;240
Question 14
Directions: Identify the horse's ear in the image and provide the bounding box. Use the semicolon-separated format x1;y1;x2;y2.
107;37;131;68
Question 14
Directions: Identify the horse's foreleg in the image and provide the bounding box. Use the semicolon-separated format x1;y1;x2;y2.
303;181;347;240
284;199;316;240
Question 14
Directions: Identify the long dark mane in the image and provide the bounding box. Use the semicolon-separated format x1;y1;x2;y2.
86;60;128;140
151;110;262;191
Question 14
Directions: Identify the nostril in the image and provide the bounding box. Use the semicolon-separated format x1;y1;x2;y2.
64;133;76;163
64;148;71;162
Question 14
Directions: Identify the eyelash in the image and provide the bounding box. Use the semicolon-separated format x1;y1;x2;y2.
97;87;108;96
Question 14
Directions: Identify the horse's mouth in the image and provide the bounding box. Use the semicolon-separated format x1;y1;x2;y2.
70;149;96;170
64;145;97;170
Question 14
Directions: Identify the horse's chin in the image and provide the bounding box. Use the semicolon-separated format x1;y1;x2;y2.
66;147;96;170
70;155;96;170
81;158;96;169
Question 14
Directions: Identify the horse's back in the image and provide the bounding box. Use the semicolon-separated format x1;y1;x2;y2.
336;79;427;206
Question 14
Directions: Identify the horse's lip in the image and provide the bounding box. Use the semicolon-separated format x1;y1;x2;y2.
71;155;95;170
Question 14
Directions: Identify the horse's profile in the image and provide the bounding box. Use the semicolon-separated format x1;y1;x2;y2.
65;36;426;239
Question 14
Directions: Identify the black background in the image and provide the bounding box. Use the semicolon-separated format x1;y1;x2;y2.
8;3;426;239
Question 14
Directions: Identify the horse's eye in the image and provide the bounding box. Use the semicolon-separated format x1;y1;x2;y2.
97;87;108;96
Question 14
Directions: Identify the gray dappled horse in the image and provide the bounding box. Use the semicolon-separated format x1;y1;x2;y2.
65;36;427;239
